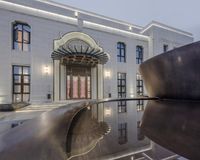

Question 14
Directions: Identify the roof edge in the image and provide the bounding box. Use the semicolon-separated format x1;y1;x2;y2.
141;21;193;38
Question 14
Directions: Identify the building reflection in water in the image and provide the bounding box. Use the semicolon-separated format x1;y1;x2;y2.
141;100;200;160
67;101;155;160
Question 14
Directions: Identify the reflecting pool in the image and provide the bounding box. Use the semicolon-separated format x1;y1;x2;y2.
1;99;199;160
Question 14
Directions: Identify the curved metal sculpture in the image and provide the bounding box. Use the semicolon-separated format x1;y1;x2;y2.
0;102;90;160
139;41;200;100
141;100;200;159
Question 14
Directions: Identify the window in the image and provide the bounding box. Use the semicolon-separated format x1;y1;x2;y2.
136;73;144;110
118;123;127;144
136;46;143;64
118;73;126;98
136;73;143;96
13;22;31;51
117;42;126;62
13;65;30;103
118;101;127;113
137;100;144;111
163;44;168;52
118;73;127;113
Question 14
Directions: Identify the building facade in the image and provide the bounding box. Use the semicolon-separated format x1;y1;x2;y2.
0;0;193;106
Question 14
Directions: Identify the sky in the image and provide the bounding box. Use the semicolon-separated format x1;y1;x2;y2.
55;0;200;40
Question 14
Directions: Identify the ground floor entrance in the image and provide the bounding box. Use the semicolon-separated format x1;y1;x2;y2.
52;32;109;101
66;66;91;99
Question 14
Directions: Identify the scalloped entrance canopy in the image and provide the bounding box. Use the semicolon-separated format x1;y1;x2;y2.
51;32;110;66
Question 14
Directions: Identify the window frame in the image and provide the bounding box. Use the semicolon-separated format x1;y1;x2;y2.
13;65;31;103
13;22;31;51
136;45;143;64
117;42;126;62
117;72;126;98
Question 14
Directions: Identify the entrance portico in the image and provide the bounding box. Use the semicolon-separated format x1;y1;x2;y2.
51;32;109;101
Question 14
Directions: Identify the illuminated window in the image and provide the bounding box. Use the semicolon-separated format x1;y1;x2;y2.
117;73;127;113
136;45;143;64
13;22;31;51
118;123;127;144
118;73;126;98
13;65;30;103
136;73;143;96
136;73;144;110
117;42;126;62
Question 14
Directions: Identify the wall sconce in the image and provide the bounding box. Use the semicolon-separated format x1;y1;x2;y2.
74;11;78;17
104;70;111;78
44;65;50;75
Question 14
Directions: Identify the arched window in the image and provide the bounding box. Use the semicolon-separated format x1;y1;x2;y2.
136;45;143;64
13;22;31;51
117;42;126;62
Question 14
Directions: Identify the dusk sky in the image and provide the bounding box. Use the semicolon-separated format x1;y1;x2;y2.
55;0;200;40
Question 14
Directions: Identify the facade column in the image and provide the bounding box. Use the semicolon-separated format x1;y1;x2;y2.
91;67;97;99
60;64;66;100
53;60;60;101
97;64;103;99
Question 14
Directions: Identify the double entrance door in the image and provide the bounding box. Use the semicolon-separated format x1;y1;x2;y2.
66;66;91;99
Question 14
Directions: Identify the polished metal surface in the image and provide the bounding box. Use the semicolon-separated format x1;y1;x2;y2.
139;41;200;100
141;100;200;159
0;101;90;160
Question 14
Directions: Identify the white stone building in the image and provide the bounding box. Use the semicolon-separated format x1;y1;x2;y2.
0;0;193;108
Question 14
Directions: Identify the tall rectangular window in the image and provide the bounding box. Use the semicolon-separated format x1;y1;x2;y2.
118;73;126;113
136;73;143;96
163;44;168;52
13;22;31;51
13;65;30;103
118;73;126;98
117;42;126;62
136;73;144;111
136;46;143;64
118;123;127;144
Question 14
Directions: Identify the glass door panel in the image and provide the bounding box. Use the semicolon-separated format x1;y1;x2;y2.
66;75;71;99
72;76;78;99
80;76;86;98
87;76;91;98
66;67;91;99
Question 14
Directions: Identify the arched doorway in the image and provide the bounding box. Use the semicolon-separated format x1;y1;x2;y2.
51;32;109;101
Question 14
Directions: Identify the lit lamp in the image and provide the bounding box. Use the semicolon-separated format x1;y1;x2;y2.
44;65;50;75
104;70;111;78
129;26;132;31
